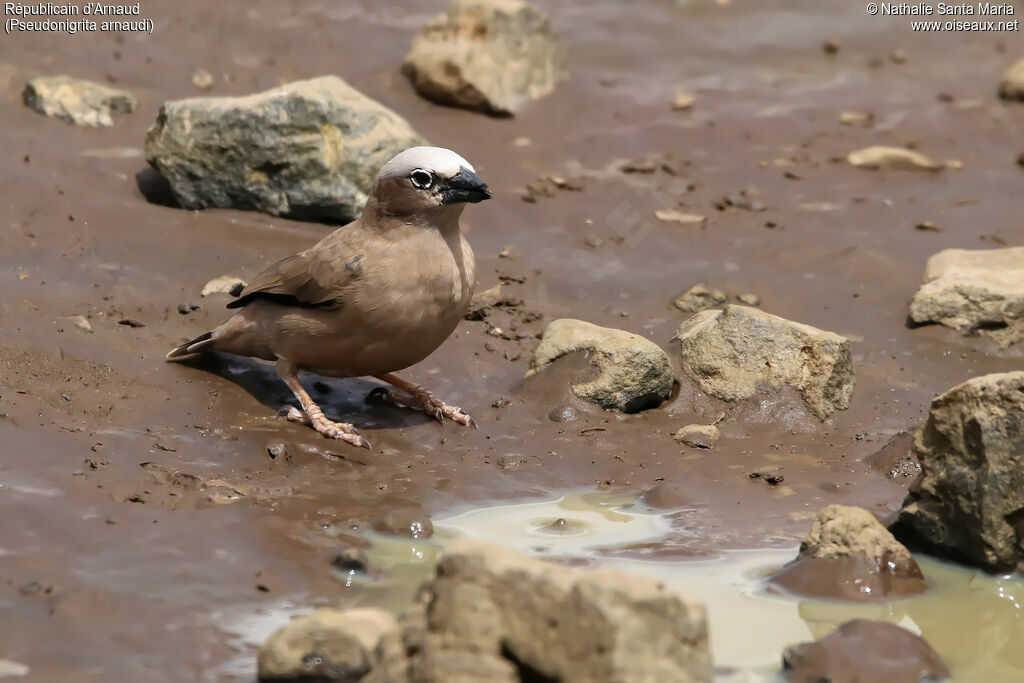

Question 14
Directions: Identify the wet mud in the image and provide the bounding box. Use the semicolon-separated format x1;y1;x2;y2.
1;0;1022;680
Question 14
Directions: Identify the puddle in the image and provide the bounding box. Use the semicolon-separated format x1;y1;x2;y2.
432;491;1024;683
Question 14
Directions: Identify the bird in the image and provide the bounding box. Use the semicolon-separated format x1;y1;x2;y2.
166;146;490;449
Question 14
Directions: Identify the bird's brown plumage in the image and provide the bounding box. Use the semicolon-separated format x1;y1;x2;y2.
167;146;487;445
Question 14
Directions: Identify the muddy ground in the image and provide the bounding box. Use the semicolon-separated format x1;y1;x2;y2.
1;0;1022;680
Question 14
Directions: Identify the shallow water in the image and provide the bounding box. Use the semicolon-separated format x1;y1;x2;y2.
433;492;1024;683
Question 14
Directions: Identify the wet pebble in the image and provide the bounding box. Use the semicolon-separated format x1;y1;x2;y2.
749;469;784;485
177;303;200;315
640;482;693;509
371;508;433;539
783;620;948;683
330;546;369;574
548;404;578;422
118;319;145;328
265;441;291;465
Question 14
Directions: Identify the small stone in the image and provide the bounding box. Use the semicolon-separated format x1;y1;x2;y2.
822;39;840;55
68;315;93;333
330;547;369;573
671;92;696;110
201;275;247;297
999;58;1024;100
191;68;214;90
847;146;943;171
118;319;145;328
736;293;760;306
914;221;941;232
672;424;719;449
889;49;907;65
838;110;873;127
655;209;706;226
23;75;136;127
673;283;727;313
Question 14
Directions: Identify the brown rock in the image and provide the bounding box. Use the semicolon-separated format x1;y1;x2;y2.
770;505;925;601
783;619;949;683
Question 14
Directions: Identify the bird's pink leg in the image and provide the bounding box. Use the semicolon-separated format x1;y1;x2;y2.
275;359;370;448
371;373;476;428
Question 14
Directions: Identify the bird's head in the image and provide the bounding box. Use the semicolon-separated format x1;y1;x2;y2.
371;146;490;219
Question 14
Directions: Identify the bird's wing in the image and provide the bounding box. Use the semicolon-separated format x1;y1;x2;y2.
227;237;362;310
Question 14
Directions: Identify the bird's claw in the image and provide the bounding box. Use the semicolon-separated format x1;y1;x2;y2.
284;405;370;449
369;385;475;428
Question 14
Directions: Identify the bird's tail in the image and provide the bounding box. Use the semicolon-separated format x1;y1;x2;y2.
166;331;216;360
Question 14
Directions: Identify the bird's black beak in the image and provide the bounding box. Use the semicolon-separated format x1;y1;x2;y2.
441;167;491;205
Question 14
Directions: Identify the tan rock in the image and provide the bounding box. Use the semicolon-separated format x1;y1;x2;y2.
23;75;136;127
673;283;726;314
402;0;565;116
527;319;674;412
909;247;1024;347
998;58;1024;101
673;305;854;420
847;146;943;171
673;424;719;449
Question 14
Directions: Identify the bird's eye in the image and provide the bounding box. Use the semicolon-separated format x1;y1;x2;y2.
410;169;433;190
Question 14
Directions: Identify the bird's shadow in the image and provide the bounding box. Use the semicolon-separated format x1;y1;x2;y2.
177;353;435;432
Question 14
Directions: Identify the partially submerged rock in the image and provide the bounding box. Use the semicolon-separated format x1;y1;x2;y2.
257;608;406;682
892;372;1024;572
782;620;949;683
407;539;712;683
673;283;726;314
998;58;1024;101
23;75;136;127
770;505;925;601
673;424;719;449
673;305;855;420
402;0;565;116
847;146;943;171
145;76;426;222
908;247;1024;348
527;319;674;412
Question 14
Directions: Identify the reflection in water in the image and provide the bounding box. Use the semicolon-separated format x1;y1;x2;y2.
435;492;1024;683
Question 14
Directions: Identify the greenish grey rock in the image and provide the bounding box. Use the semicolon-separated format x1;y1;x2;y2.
909;247;1024;348
402;0;565;116
257;608;407;682
23;75;136;127
527;318;674;412
673;305;854;420
893;372;1024;572
144;76;426;222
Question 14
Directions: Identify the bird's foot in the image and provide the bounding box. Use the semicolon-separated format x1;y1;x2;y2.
367;387;475;428
283;406;370;449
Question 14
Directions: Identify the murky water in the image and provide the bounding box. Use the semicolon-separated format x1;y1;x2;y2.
420;492;1022;682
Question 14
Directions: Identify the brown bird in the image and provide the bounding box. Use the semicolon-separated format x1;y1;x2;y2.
167;146;490;448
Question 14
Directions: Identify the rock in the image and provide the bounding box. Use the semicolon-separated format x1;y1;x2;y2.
892;372;1024;572
673;305;855;420
839;110;873;127
672;92;696;111
201;275;246;297
640;482;694;509
673;283;727;314
782;619;949;683
673;424;719;449
847;146;943;171
402;0;565;116
527;319;674;412
257;608;406;682
67;315;93;333
908;247;1024;348
191;68;214;90
655;209;707;226
998;58;1024;101
23;75;136;127
371;508;433;539
144;76;426;222
736;293;760;306
407;539;712;683
769;505;926;601
547;403;578;422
